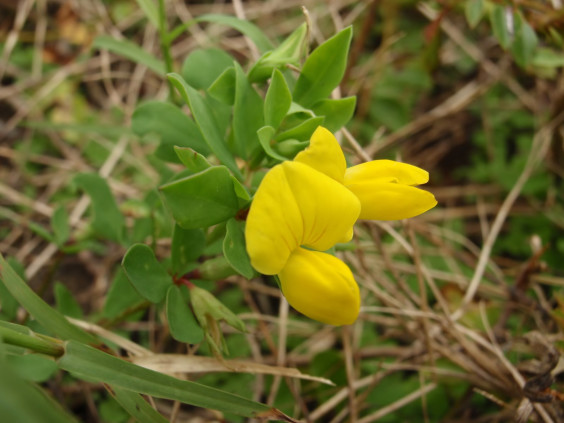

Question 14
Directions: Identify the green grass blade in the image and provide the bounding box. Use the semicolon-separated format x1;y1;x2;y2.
93;36;166;75
0;359;79;423
109;386;169;423
58;341;289;419
0;254;97;345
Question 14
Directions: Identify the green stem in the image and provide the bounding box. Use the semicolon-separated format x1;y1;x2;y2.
0;325;64;357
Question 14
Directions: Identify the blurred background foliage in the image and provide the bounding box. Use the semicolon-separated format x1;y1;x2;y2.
1;0;564;422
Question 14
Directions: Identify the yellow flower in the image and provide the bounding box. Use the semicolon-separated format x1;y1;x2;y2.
295;127;437;220
245;126;437;325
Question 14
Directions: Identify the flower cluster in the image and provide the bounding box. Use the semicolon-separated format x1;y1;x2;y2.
245;127;437;325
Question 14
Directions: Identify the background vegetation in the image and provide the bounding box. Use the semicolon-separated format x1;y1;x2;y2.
1;0;564;422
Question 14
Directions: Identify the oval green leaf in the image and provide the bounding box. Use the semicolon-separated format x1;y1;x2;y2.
132;101;210;162
264;69;292;129
167;73;243;179
223;219;254;279
181;48;235;90
122;244;172;303
166;285;204;344
311;96;356;132
489;5;511;49
293;26;353;107
160;166;239;229
171;225;206;275
232;62;263;159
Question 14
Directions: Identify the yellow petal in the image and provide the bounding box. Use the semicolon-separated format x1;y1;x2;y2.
279;247;360;325
245;164;303;275
338;227;354;244
294;126;346;183
345;160;429;186
246;161;360;275
282;161;360;251
346;181;437;220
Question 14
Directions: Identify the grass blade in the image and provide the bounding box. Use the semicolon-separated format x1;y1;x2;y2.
0;254;97;345
58;341;292;420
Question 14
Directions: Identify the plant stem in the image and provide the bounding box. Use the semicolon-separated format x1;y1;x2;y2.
0;325;64;357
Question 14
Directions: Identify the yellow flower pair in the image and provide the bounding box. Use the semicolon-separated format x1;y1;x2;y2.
245;127;437;325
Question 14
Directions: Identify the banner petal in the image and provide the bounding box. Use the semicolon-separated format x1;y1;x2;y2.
294;126;346;183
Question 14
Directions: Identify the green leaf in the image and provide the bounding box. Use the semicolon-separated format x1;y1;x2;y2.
189;286;246;356
231;176;251;207
160;166;240;229
311;96;356;132
54;282;83;319
7;354;58;382
92;36;165;75
122;244;172;303
51;206;70;247
166;285;204;344
0;359;79;423
0;260;18;320
465;0;484;29
199;256;238;280
287;101;314;116
232;62;263;159
548;27;563;48
99;396;129;423
275;116;324;141
168;73;243;179
532;48;564;68
293;26;353;107
0;253;97;344
181;48;235;90
511;12;538;68
171;225;206;275
265;69;292;129
208;67;236;105
103;268;145;319
194;286;245;325
489;5;511;49
73;173;125;244
257;126;287;161
223;219;254;279
57;340;278;418
273;139;309;158
132;101;210;162
248;23;308;82
135;0;159;27
109;386;169;423
174;147;212;173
